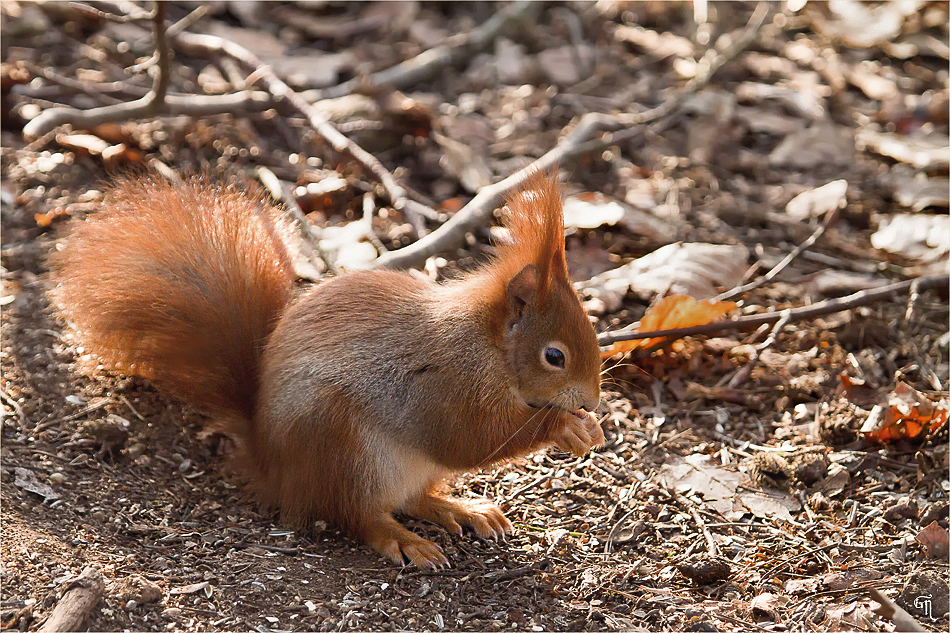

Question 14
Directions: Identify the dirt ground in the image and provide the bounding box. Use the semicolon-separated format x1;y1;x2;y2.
2;2;949;632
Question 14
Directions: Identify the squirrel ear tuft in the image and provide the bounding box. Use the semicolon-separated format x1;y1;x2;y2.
507;264;539;323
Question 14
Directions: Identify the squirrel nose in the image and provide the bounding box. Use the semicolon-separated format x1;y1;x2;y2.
580;392;601;413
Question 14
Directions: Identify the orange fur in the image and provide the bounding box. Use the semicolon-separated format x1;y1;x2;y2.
495;169;568;298
52;177;295;426
53;171;601;567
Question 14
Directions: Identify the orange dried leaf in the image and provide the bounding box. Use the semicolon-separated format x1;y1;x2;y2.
34;207;69;228
603;295;736;358
860;381;949;443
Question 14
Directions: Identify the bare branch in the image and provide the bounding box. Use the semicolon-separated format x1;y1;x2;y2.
22;91;275;139
716;206;840;303
151;2;169;104
21;6;275;141
726;309;792;388
171;30;428;230
373;4;773;270
598;274;949;346
303;1;540;102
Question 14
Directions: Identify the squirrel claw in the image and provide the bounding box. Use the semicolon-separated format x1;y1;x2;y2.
365;515;448;569
408;493;511;544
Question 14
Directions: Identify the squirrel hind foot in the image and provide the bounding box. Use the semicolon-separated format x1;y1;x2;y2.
361;514;449;569
405;493;512;541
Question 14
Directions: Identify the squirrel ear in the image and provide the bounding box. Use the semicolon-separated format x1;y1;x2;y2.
507;263;539;325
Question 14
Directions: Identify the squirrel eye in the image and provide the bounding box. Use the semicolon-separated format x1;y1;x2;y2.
543;347;565;369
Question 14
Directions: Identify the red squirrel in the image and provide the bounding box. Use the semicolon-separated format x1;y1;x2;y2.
52;172;603;567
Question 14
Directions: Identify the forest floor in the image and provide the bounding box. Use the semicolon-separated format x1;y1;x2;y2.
1;2;948;632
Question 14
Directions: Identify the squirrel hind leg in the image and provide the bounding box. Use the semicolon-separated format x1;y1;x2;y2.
359;513;448;568
404;492;513;541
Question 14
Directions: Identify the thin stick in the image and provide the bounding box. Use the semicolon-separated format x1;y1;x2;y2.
170;31;426;230
716;207;839;303
603;508;638;557
255;166;336;276
617;3;772;128
373;4;773;270
1;389;28;431
727;309;792;389
689;507;719;557
151;2;169;104
598;274;949;346
305;1;539;102
904;276;923;325
22;7;275;141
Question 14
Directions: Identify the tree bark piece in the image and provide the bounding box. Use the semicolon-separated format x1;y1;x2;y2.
38;566;104;633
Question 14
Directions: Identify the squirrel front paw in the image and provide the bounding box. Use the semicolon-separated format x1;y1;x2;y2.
552;410;605;456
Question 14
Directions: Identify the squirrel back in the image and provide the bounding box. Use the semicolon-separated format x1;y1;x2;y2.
52;176;295;424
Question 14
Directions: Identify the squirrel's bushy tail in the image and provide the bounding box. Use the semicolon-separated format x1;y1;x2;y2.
53;176;295;423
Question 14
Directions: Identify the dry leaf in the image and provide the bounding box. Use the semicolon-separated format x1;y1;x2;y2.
860;382;949;443
433;132;492;192
822;568;884;591
538;45;593;85
807;0;924;48
769;123;854;167
317;220;379;271
857;129;950;170
916;521;950;559
13;467;60;501
562;192;673;241
823;601;877;632
581;242;749;306
659;454;800;522
886;168;950;212
279;52;357;90
870;214;950;262
785;578;821;594
749;592;788;622
603;295;736;357
170;581;211;595
34;206;69;228
785;180;848;220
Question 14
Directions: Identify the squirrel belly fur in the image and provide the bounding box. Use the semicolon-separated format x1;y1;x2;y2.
53;172;603;567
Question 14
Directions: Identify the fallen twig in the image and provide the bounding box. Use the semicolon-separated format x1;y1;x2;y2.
232;542;299;556
255;166;336;276
598;274;949;346
22;5;276;140
303;1;539;102
716;207;840;303
604;509;638;557
617;2;771;128
32;399;113;434
373;3;773;270
726;309;792;389
690;506;719;557
37;566;104;633
170;30;427;231
1;389;28;431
